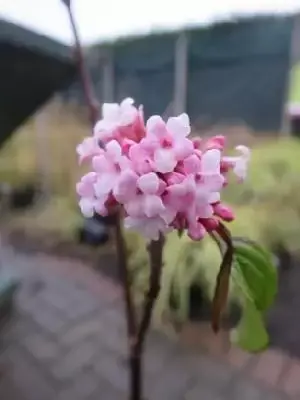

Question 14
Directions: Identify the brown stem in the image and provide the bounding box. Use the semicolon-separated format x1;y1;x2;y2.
114;213;137;341
136;235;164;353
62;0;99;127
211;223;234;333
129;353;142;400
62;3;165;399
113;213;142;400
129;235;164;400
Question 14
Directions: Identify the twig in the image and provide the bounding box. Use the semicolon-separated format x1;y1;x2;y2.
62;3;165;398
114;213;137;340
136;235;164;352
129;235;164;400
211;223;234;333
61;0;99;127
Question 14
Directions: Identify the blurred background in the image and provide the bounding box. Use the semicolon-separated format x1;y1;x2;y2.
1;1;300;399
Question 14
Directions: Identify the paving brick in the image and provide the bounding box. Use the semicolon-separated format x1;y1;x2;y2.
52;341;96;380
7;347;56;400
146;354;194;400
56;369;99;400
28;299;67;335
60;318;103;347
226;346;253;370
180;323;229;357
0;375;29;400
143;339;174;376
185;383;224;400
22;333;61;363
0;249;295;400
89;376;126;400
93;349;128;393
229;379;280;400
251;349;287;387
282;360;300;397
98;308;127;356
187;353;234;390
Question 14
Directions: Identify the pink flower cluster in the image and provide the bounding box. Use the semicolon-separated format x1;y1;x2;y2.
76;98;250;241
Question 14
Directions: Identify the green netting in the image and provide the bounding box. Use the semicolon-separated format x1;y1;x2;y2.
74;15;294;131
187;16;293;131
114;33;176;117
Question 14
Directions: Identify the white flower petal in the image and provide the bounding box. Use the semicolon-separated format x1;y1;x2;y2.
166;113;190;138
146;115;165;136
106;140;122;161
137;173;159;194
94;173;117;196
154;149;177;173
79;198;94;218
201;149;221;174
102;103;120;121
144;195;165;218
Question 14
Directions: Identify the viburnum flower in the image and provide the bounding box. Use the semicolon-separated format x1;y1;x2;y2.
76;98;250;241
93;97;145;144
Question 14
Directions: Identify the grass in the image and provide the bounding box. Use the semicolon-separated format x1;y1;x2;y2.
0;100;91;233
0;100;89;197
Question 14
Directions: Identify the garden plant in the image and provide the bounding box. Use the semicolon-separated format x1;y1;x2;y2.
62;1;278;399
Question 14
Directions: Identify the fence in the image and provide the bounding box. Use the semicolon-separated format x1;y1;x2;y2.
64;15;295;132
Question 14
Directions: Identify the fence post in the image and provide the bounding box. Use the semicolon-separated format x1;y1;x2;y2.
281;13;300;135
173;31;189;115
103;47;115;102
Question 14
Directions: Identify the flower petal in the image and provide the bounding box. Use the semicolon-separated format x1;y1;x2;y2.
113;170;138;202
79;198;94;218
106;140;122;162
183;154;201;174
166;113;190;138
146;116;166;137
201;149;221;174
137;173;159;194
173;138;194;160
154;149;177;173
144;195;165;217
94;173;117;196
124;197;145;217
102;103;120;122
92;155;114;173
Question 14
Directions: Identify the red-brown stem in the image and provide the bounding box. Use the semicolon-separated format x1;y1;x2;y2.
128;235;164;400
136;235;164;353
62;3;165;398
114;213;137;341
63;0;99;127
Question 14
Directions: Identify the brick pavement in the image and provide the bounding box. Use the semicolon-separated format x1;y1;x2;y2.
0;249;297;400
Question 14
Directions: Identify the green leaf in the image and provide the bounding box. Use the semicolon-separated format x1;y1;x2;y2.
233;238;277;312
230;299;269;352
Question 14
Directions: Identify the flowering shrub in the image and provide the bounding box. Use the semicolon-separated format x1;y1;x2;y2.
76;98;250;241
64;0;277;393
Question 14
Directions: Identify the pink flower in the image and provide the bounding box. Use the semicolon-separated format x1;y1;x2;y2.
94;98;145;144
222;145;250;181
144;113;194;173
213;203;234;222
124;173;166;219
76;97;250;241
92;140;132;215
76;172;97;217
76;137;100;164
